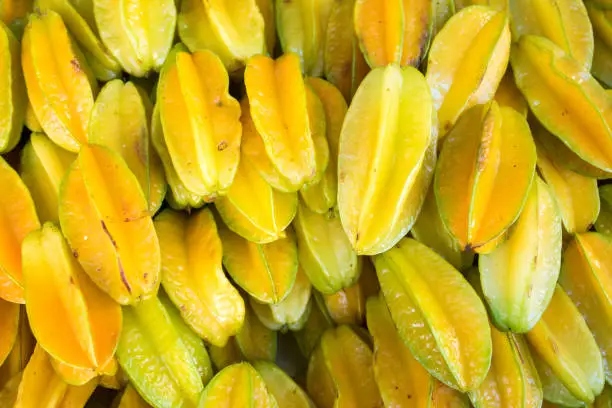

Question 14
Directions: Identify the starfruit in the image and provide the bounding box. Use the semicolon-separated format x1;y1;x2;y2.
158;46;241;199
256;0;276;54
306;325;382;408
366;294;435;407
34;0;121;81
338;64;436;255
20;133;75;224
209;338;243;372
22;222;121;382
559;232;612;384
89;79;166;213
479;177;562;333
323;0;369;101
22;9;97;152
511;35;612;173
93;0;176;77
533;352;585;408
373;237;492;391
155;208;245;348
321;259;378;326
253;361;314;408
0;298;18;367
596;185;612;234
244;53;317;189
532;118;612;180
13;345;97;408
0;307;34;388
354;0;435;68
435;102;536;252
588;3;612;58
526;285;605;405
510;0;593;71
198;362;277;408
0;155;40;304
214;150;298;244
114;385;152;408
494;70;528;116
470;325;543;407
293;297;334;358
276;0;332;76
241;83;328;193
426;5;510;135
178;0;266;74
432;0;456;35
218;223;297;304
150;104;204;210
250;267;312;332
117;294;213;408
299;77;347;213
24;102;41;133
412;186;475;271
59;144;160;305
294;203;360;294
0;20;26;153
235;302;277;362
536;140;600;234
0;372;20;408
455;0;507;9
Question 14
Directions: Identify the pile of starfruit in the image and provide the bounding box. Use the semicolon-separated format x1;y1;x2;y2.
3;0;612;407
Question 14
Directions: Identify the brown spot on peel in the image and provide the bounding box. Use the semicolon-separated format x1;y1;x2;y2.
101;220;117;249
117;257;131;294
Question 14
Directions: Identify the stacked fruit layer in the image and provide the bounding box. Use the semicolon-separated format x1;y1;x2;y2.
1;0;612;407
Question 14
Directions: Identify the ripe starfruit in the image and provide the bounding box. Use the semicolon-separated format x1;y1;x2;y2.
373;237;492;391
215;151;298;244
59;144;161;305
253;361;314;408
178;0;266;74
426;5;510;135
0;20;26;153
479;177;562;333
13;345;97;408
89;79;166;214
250;267;312;332
536;140;600;234
306;325;382;408
150;104;205;210
560;232;612;384
158;45;241;199
510;0;593;71
294;203;360;294
276;0;332;76
0;299;18;367
117;294;213;408
0;156;40;304
20;133;75;224
93;0;176;77
434;102;536;252
155;208;245;348
218;222;298;304
300;77;347;213
354;0;435;68
114;385;152;408
526;285;605;405
324;0;369;101
412;187;475;271
494;70;528;116
22;222;121;381
198;362;277;408
235;303;277;363
293;296;334;358
511;35;612;174
244;53;317;189
22;9;97;152
34;0;121;81
338;64;436;255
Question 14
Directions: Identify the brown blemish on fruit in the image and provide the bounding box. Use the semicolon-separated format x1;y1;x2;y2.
101;220;117;249
73;250;79;258
217;140;228;151
70;59;81;73
118;258;131;294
